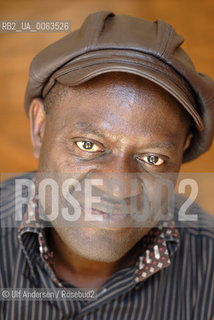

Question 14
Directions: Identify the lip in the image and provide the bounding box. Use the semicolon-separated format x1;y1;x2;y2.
81;206;144;229
83;199;141;216
91;207;134;220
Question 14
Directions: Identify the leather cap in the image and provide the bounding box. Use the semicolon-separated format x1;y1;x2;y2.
25;11;214;162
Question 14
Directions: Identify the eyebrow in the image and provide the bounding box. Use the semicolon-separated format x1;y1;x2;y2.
73;121;106;139
73;121;177;150
144;141;177;150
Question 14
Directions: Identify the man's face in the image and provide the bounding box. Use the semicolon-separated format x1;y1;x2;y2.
30;73;191;263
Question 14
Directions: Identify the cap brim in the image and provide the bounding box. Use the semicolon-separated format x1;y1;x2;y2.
43;50;204;131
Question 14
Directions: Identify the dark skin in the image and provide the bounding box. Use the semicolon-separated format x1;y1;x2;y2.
29;72;192;289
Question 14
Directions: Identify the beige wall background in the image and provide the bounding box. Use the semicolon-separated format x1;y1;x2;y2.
0;0;213;213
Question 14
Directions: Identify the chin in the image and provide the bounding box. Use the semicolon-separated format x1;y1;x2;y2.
59;226;148;264
73;244;128;263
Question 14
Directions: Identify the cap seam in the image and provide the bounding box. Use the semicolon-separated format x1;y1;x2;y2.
160;26;174;58
157;23;171;57
86;13;101;49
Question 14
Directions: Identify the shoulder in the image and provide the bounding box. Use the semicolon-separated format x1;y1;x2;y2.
0;172;36;286
173;194;214;258
0;172;36;224
0;172;36;239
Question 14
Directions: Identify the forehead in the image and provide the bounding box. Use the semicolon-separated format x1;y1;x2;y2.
45;72;190;129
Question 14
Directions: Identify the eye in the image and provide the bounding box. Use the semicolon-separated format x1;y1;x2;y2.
140;155;165;166
75;140;103;153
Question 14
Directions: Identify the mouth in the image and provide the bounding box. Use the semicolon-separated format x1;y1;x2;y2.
90;207;137;219
81;205;147;229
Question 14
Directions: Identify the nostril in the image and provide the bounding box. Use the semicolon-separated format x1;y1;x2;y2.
89;173;142;200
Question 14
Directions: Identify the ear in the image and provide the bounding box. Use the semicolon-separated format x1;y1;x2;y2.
29;98;46;159
183;132;193;152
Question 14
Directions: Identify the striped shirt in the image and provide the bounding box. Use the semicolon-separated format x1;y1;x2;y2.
1;172;214;320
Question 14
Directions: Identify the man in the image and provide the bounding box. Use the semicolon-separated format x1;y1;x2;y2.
0;11;214;320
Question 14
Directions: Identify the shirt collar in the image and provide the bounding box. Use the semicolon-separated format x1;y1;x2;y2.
134;218;180;283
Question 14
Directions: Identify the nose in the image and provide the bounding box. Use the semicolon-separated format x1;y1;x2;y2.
89;154;143;200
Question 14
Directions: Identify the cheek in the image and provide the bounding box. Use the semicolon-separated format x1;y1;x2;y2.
38;131;75;172
141;173;178;217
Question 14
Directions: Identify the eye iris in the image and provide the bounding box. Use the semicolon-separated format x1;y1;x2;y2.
148;155;159;164
83;141;93;149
